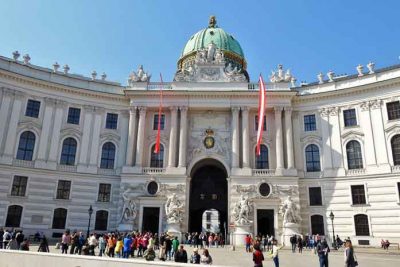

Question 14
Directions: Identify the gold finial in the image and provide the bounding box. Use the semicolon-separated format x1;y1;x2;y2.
208;15;217;28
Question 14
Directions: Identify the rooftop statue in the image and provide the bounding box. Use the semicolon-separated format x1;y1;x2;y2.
128;65;151;85
208;15;217;28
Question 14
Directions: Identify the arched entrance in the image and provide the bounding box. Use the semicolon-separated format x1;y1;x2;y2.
189;158;228;234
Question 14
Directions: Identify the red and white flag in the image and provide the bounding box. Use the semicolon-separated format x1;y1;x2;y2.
256;74;266;155
154;73;163;153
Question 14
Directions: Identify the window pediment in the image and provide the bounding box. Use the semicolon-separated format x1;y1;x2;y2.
341;129;364;140
300;134;322;144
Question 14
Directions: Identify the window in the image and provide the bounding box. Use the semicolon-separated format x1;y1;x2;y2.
343;109;357;127
304;114;316;131
95;210;109;231
354;214;370;236
153;114;165;130
310;215;325;235
5;205;23;227
16;131;35;161
206;224;211;230
11;176;28;196
255;115;267;131
259;183;271;197
147;181;158;195
67;107;81;124
351;185;366;205
255;145;269;169
100;142;116;169
206;212;211;221
309;187;322;206
56;180;71;200
106;113;118;129
25;99;41;118
98;183;111;202
150;144;164;168
52;208;67;229
60;138;77;165
305;144;321;172
391;135;400;165
346;140;363;169
387;101;400;120
397;183;400;202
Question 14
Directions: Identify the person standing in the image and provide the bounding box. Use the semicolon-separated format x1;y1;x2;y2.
69;231;79;254
123;234;132;258
165;236;172;260
172;236;180;259
38;236;49;252
115;236;123;258
98;235;106;256
61;230;71;254
253;244;264;267
344;240;357;267
270;239;283;267
15;231;24;249
297;236;303;254
88;233;98;256
159;238;167;261
174;245;188;263
290;235;296;253
245;234;252;253
3;229;11;249
316;239;330;267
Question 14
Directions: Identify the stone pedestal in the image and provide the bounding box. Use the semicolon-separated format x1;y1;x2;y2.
166;222;182;242
118;223;134;232
232;224;251;246
281;222;300;245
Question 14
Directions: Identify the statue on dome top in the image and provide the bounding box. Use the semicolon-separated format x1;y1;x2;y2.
208;15;217;28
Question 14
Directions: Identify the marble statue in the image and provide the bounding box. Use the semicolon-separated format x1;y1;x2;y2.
269;64;294;83
279;196;301;225
128;65;151;85
232;195;252;225
119;188;137;223
165;193;184;224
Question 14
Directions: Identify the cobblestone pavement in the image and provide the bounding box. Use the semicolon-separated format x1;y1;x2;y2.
28;245;400;267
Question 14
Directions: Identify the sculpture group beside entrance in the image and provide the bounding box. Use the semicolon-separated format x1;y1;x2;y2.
165;193;184;224
231;194;252;225
279;196;302;245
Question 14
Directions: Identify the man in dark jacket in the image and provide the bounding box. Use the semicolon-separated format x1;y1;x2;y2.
174;245;188;263
317;239;330;267
165;236;172;260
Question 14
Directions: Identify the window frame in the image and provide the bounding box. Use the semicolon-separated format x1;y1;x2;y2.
153;113;165;130
95;210;109;231
304;114;317;132
391;134;400;166
25;99;41;118
305;144;321;172
52;208;68;229
60;137;77;166
308;187;323;206
310;214;325;235
56;180;71;200
354;214;370;236
255;144;269;169
97;183;111;202
343;108;358;127
254;115;267;132
5;205;23;228
105;113;118;130
16;131;36;161
100;142;116;169
67;107;81;125
346;140;364;170
150;143;164;168
386;101;400;121
11;175;28;197
350;184;367;205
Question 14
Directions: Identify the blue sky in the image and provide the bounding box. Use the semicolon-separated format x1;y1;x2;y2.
1;0;399;84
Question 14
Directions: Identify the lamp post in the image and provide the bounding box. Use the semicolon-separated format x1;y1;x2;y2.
329;211;336;249
87;205;93;238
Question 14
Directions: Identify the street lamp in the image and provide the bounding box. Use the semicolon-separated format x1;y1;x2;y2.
87;205;93;238
329;211;336;249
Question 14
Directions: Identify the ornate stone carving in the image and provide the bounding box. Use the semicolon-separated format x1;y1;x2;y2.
279;196;301;225
360;101;370;111
367;62;375;74
91;70;97;80
270;64;294;83
101;72;107;81
319;108;329;117
63;64;70;74
119;184;142;223
370;99;382;109
23;54;31;64
357;64;364;76
329;107;339;116
53;62;60;72
165;193;184;224
231;194;252;225
12;51;20;61
327;70;334;82
128;65;151;85
159;183;185;196
317;72;324;84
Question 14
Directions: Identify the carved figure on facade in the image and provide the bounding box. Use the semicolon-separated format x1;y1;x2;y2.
279;196;301;225
159;183;185;196
270;64;294;83
128;65;151;85
232;194;252;225
165;193;184;224
119;186;138;223
187;129;229;164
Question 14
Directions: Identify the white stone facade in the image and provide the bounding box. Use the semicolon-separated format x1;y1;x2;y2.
1;37;400;246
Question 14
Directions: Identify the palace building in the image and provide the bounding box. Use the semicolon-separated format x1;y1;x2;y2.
0;17;400;245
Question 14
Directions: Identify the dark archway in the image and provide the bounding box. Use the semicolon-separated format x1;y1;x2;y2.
189;159;228;234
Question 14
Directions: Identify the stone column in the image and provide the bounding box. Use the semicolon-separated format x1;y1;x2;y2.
0;89;14;154
125;107;137;166
88;108;104;170
284;107;295;170
178;107;188;168
231;107;240;169
360;102;377;167
319;108;333;174
370;100;390;170
35;98;55;167
2;92;23;163
78;105;94;166
168;106;178;168
47;100;66;168
329;108;344;174
274;107;284;173
241;107;250;168
135;107;147;167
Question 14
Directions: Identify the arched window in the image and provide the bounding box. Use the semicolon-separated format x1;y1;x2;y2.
255;145;269;169
5;205;23;227
52;208;67;229
60;138;77;165
100;142;116;169
310;215;325;235
95;210;108;231
16;131;35;161
150;144;164;168
305;144;321;172
354;214;370;236
391;135;400;165
346;140;363;169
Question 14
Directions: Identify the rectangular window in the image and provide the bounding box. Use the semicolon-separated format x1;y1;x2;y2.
105;113;118;129
304;114;316;131
397;182;400;202
255;115;267;131
56;180;71;200
309;187;322;206
206;212;211;221
387;101;400;120
343;109;357;127
67;107;81;124
98;183;111;202
25;99;41;118
11;176;28;197
206;224;211;230
153;114;165;130
351;185;366;205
